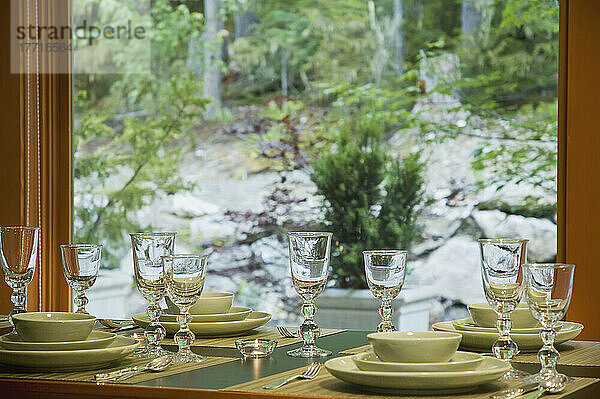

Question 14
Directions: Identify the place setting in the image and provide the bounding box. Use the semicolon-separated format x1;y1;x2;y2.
133;291;271;338
315;247;509;394
434;239;583;358
127;233;272;351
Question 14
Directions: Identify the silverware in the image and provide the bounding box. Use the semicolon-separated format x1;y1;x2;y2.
277;326;298;338
99;319;134;329
489;382;539;399
99;319;137;332
522;374;568;399
95;355;173;382
263;363;321;389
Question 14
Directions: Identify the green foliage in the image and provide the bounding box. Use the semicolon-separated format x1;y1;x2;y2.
73;0;209;268
311;120;425;289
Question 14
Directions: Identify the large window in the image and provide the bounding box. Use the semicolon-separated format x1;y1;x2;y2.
73;0;558;325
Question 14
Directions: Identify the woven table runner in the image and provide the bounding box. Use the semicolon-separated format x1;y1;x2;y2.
223;364;598;399
512;341;600;367
341;344;369;355
161;327;344;348
0;320;11;336
0;355;236;384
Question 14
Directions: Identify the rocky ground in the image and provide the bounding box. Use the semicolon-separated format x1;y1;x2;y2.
85;55;556;325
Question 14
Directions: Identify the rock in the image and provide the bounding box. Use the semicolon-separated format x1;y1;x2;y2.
472;210;556;261
207;245;254;272
169;192;220;218
410;235;486;305
250;236;287;271
189;215;244;245
413;201;477;256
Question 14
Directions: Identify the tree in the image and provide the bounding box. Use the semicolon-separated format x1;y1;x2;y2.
74;0;209;268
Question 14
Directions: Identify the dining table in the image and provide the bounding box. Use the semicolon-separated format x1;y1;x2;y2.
0;320;599;399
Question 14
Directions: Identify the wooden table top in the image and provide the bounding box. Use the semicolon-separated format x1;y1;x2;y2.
1;328;599;399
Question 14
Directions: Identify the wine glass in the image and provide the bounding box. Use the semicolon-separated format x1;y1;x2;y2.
363;250;407;332
60;244;102;314
287;231;332;358
0;226;39;324
130;232;176;358
478;238;528;380
524;263;575;388
162;254;207;363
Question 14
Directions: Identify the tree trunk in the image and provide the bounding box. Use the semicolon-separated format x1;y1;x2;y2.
461;0;494;45
203;0;223;119
234;1;258;39
393;0;404;74
281;48;288;96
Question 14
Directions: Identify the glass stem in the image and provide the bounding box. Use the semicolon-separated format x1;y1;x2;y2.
9;286;27;324
73;289;88;314
493;311;519;361
538;324;559;378
377;298;394;332
299;299;319;348
174;305;194;358
145;302;165;356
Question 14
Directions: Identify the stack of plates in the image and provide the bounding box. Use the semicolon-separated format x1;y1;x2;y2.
324;351;510;393
0;317;139;372
433;317;583;352
132;307;272;337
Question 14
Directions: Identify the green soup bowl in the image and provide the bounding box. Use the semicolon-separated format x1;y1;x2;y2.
166;292;234;315
12;312;96;342
468;303;540;329
367;331;462;363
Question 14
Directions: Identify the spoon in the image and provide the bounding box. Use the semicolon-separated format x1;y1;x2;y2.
521;374;568;399
98;319;136;331
95;355;173;382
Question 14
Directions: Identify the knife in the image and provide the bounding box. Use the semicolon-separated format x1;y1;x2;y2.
489;382;539;399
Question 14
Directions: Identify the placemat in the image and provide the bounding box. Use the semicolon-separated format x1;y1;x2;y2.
513;341;600;367
0;355;236;384
0;320;11;336
223;364;599;399
341;344;369;355
161;327;344;348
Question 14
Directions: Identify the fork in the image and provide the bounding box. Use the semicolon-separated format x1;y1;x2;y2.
277;326;298;338
263;363;322;389
98;319;137;332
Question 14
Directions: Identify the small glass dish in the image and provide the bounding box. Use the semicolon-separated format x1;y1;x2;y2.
235;338;277;358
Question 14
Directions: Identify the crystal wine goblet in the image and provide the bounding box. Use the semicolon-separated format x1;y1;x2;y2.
287;231;332;358
60;244;102;314
0;226;39;324
131;232;176;358
524;263;575;387
478;238;528;380
162;254;207;363
363;250;407;332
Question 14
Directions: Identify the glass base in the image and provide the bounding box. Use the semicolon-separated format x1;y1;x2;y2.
501;366;530;380
133;346;173;359
287;345;332;358
523;372;574;385
174;351;205;364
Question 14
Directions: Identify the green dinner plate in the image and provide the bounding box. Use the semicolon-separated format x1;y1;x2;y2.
0;335;139;371
0;331;116;351
325;355;509;392
433;320;583;352
352;351;484;372
452;318;563;334
159;306;252;323
133;311;271;336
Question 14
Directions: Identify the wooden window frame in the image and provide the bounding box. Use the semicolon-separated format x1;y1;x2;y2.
0;0;71;313
1;0;598;339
